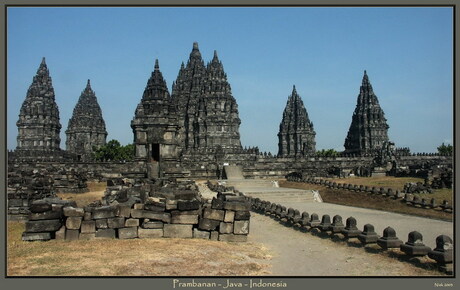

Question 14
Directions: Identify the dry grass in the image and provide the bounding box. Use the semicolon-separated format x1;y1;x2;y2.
7;222;272;276
57;181;106;207
279;180;453;221
327;176;453;203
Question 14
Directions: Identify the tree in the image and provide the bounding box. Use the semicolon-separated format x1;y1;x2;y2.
437;143;453;155
92;140;135;161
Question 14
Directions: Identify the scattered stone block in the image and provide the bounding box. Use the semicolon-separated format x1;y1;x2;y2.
164;224;193;238
219;234;247;242
203;208;225;221
144;202;166;212
177;200;200;211
118;204;132;217
133;203;144;210
211;198;224;210
125;218;140;227
95;228;116;239
198;218;220;231
25;219;62;233
234;220;250;235
78;220;95;233
55;226;66;240
118;227;138;239
107;217;125;229
28;211;62;221
223;202;250;211
84;212;92;221
79;233;96;240
234;211;250;220
66;216;83;230
95;219;108;229
224;210;235;223
210;231;219;241
138;228;163;239
29;202;52;213
142;220;164;229
165;199;178;210
22;232;51;241
63;207;85;217
171;214;199;224
193;229;210;239
66;229;80;241
92;205;119;219
219;222;233;234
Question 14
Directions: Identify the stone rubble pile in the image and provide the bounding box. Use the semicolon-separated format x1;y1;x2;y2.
21;180;251;242
8;169;57;220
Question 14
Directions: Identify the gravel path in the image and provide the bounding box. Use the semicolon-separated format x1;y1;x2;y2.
248;213;444;276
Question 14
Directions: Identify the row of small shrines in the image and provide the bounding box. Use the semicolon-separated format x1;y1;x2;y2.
14;42;392;163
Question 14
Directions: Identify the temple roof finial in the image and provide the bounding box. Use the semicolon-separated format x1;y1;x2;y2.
41;57;46;65
362;70;370;86
86;79;91;89
193;42;199;50
154;59;159;70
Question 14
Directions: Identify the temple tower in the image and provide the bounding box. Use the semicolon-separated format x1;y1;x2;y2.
195;50;242;150
131;59;180;177
16;57;62;151
65;80;107;161
171;42;207;149
172;42;242;152
344;71;390;154
278;86;316;157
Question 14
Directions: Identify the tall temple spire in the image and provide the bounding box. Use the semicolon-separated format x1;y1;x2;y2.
278;86;316;157
344;71;390;154
16;57;61;151
66;80;107;160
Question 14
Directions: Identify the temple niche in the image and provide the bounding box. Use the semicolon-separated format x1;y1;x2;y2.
16;58;62;153
65;80;107;161
131;59;181;177
344;71;390;154
278;85;316;157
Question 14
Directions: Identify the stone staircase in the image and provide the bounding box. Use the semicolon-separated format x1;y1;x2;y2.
221;179;319;203
223;165;244;180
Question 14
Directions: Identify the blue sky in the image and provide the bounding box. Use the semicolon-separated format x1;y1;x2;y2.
7;7;453;153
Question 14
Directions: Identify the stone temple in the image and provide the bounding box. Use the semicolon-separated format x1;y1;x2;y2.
66;80;107;161
171;42;242;152
278;85;316;157
16;58;62;154
9;43;452;182
344;71;390;154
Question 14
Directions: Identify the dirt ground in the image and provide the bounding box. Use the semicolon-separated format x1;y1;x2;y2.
7;181;450;277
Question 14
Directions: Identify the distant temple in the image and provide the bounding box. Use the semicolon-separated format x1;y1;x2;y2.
66;80;107;161
344;70;390;154
14;43;449;181
278;85;316;157
16;58;62;153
